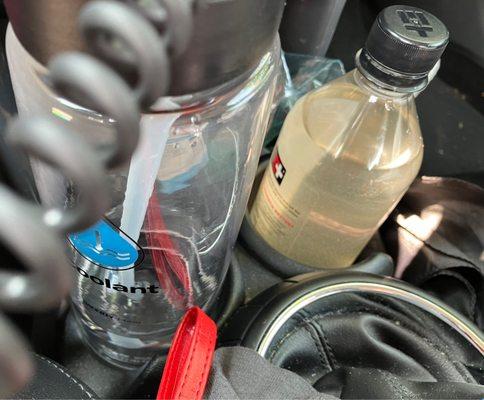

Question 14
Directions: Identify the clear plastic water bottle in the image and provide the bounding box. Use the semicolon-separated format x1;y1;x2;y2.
7;22;281;366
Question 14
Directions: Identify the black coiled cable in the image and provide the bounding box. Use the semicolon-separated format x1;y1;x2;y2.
0;0;193;395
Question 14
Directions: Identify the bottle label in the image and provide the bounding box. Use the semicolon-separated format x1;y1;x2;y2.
271;150;286;185
69;219;144;270
251;148;300;239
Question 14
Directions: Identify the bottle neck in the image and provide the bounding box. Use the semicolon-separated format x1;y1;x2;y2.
352;68;416;101
355;48;429;95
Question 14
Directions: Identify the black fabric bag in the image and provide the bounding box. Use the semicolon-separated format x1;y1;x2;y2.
383;177;484;329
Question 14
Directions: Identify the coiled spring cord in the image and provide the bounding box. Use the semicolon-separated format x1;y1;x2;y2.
0;0;193;395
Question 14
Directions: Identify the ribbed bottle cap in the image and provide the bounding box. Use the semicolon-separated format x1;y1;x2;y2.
365;5;449;75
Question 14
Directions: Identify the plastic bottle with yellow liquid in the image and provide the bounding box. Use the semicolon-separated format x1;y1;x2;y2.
248;5;449;269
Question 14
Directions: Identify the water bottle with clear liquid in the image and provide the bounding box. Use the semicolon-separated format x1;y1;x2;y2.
6;0;284;367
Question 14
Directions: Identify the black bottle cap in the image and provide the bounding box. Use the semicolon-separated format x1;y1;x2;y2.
358;5;449;89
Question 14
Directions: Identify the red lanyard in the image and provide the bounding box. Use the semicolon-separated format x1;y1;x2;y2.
157;307;217;400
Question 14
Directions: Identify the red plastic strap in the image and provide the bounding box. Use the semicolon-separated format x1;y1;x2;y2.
157;307;217;400
146;192;193;310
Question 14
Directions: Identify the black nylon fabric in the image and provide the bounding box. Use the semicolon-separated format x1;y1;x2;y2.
205;347;338;400
383;177;484;329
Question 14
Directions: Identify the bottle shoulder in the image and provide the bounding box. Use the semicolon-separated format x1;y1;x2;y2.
303;69;420;116
291;70;423;170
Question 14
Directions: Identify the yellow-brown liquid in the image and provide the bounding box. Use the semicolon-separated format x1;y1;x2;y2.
248;70;423;269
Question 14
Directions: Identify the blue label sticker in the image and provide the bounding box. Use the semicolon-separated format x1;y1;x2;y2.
69;220;143;270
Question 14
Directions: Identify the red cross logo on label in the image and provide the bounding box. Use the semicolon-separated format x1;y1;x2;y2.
271;150;286;185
